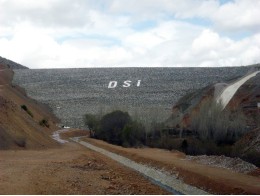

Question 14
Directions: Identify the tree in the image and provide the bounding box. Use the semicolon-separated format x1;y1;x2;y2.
84;114;99;137
122;121;146;146
84;114;98;131
99;110;132;145
84;110;146;147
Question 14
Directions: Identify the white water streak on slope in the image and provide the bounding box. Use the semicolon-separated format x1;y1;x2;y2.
216;71;260;109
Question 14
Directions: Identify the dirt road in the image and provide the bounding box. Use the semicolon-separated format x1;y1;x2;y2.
0;142;169;195
72;137;207;195
1;129;259;195
83;138;260;194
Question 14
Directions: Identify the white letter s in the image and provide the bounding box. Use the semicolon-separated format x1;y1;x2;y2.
123;80;131;87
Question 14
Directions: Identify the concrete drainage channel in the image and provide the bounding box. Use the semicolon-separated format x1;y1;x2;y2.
70;137;208;195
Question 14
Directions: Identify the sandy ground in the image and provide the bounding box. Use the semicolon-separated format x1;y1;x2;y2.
84;138;260;195
0;142;169;195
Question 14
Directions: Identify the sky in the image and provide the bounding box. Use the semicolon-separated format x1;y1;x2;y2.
0;0;260;68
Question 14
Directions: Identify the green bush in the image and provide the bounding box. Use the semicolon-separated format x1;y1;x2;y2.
84;110;146;147
85;114;99;131
21;105;28;111
99;110;132;145
21;104;34;118
39;118;49;128
122;121;146;147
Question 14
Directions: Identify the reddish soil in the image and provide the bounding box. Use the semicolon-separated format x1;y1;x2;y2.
84;138;260;195
0;143;169;195
0;64;59;149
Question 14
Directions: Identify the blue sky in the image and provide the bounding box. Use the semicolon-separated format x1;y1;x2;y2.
0;0;259;68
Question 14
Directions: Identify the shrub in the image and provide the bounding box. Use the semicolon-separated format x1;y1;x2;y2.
98;110;132;145
39;118;49;128
84;110;146;147
191;99;247;145
84;114;99;131
21;104;34;118
21;105;28;111
26;110;34;118
241;150;260;167
122;121;146;147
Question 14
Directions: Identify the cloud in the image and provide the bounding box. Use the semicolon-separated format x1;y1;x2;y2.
109;0;260;34
212;0;260;32
0;0;93;27
181;29;260;66
0;0;259;68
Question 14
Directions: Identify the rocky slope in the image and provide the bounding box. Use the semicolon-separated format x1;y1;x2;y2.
0;62;58;149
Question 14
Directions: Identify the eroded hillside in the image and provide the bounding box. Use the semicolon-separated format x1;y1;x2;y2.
166;69;260;129
0;63;58;149
165;68;260;165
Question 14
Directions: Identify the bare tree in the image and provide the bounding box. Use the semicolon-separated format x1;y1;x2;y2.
191;99;247;144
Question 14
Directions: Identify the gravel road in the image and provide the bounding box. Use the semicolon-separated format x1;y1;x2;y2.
71;136;208;195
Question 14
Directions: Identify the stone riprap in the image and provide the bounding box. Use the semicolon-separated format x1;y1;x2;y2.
13;67;250;128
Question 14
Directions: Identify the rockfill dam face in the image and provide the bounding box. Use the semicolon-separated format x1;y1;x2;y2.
13;67;252;128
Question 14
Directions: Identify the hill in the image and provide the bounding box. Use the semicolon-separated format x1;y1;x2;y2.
167;67;260;129
165;68;260;165
0;62;58;149
166;68;260;129
0;56;28;69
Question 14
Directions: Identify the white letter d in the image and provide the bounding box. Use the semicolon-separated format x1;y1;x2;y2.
108;81;117;88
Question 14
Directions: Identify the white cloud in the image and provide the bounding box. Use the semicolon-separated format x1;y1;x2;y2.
212;0;260;32
109;0;260;33
181;29;260;66
0;0;259;68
